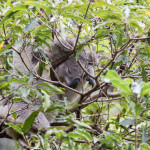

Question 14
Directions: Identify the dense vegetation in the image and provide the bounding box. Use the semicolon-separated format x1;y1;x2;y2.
0;0;150;149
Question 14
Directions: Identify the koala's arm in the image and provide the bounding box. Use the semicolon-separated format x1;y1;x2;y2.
0;101;50;128
0;102;50;150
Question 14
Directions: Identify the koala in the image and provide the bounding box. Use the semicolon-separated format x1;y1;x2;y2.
30;38;97;102
0;38;98;146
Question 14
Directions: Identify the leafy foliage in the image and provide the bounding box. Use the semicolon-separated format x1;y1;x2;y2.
0;0;150;149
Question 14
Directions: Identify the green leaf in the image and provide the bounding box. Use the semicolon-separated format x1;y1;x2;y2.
23;97;32;104
124;78;133;86
37;82;64;94
74;120;91;129
142;127;148;143
0;11;19;26
24;18;38;33
146;45;150;59
77;129;92;142
105;70;121;80
23;75;28;82
36;37;52;50
129;20;142;33
116;31;123;48
45;130;59;150
6;4;28;13
111;79;132;95
22;111;39;133
14;26;23;33
25;1;51;11
0;44;13;55
120;119;134;127
31;25;46;38
55;130;65;139
11;110;17;120
8;78;23;84
49;130;65;143
37;61;44;77
62;13;92;24
135;103;142;117
147;31;150;45
0;78;22;87
105;71;133;95
28;72;33;82
76;44;85;60
6;123;23;136
142;66;147;82
38;49;51;64
0;82;9;88
68;132;85;140
93;0;122;14
20;87;30;98
140;143;150;150
5;0;12;9
36;32;52;41
41;90;51;111
95;9;121;19
141;82;150;96
11;97;22;103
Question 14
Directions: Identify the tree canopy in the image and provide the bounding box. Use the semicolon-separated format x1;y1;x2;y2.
0;0;150;149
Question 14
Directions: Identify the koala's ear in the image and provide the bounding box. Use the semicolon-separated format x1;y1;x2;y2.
66;38;75;47
87;51;99;66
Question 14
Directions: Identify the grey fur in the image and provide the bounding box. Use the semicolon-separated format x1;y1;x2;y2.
0;38;98;144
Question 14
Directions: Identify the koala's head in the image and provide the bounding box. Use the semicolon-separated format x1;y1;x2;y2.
32;38;98;90
55;51;98;89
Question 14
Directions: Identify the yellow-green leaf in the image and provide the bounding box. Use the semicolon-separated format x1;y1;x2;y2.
141;82;150;96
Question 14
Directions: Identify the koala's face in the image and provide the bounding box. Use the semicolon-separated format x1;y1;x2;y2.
55;54;95;89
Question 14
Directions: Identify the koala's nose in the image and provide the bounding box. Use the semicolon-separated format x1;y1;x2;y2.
68;78;80;89
86;76;95;87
